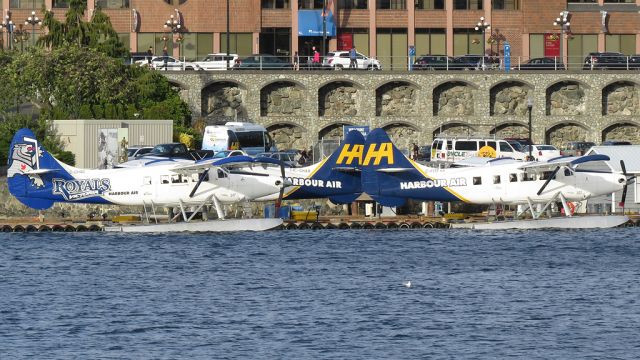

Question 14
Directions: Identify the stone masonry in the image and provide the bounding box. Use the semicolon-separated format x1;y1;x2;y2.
164;71;640;150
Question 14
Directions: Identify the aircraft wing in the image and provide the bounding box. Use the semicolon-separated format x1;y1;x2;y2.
170;156;283;173
518;154;610;172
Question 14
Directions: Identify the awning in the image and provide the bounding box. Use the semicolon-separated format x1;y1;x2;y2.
298;10;336;37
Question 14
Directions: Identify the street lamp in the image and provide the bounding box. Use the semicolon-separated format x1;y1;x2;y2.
527;97;533;161
163;11;182;55
1;16;13;50
13;24;29;52
475;16;490;69
553;11;570;69
24;10;41;47
226;0;230;70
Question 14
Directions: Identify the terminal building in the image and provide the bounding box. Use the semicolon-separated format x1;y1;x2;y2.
2;1;640;69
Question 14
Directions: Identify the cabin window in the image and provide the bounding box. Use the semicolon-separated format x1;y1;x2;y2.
509;173;517;182
171;174;183;183
161;175;170;184
499;142;513;152
540;171;554;181
217;169;228;178
446;141;453;150
564;168;573;176
493;175;501;184
191;173;200;182
143;176;151;185
455;141;478;151
520;172;536;181
473;176;482;185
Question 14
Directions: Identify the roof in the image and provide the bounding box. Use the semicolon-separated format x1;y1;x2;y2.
585;145;640;173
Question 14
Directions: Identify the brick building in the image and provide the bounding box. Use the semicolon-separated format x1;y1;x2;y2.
2;0;640;69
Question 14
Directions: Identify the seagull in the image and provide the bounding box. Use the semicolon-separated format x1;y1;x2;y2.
403;280;412;288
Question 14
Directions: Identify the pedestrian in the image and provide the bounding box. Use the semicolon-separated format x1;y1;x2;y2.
312;46;320;69
349;46;357;69
299;149;308;165
412;143;419;160
293;51;300;71
146;46;153;67
162;46;168;71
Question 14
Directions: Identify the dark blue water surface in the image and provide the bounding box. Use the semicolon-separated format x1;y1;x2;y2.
1;229;640;359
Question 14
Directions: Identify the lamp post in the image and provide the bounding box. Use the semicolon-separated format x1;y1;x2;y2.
322;0;327;61
13;24;29;52
24;10;41;47
475;16;490;69
1;16;14;50
527;97;533;161
163;12;181;57
553;11;570;69
226;0;230;70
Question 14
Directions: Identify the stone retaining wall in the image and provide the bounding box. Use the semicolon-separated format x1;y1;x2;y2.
165;71;640;150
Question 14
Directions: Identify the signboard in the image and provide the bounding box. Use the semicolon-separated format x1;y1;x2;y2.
503;41;511;73
544;33;560;57
337;33;353;51
408;45;416;71
343;125;370;139
298;10;336;37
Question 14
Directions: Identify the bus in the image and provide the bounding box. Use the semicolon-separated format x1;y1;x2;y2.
202;122;276;155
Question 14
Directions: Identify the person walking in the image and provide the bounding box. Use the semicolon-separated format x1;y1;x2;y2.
162;46;168;71
293;51;300;71
146;46;153;67
312;47;320;69
349;46;357;69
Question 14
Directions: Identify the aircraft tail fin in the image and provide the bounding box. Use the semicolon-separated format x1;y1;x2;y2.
7;128;74;209
284;129;365;204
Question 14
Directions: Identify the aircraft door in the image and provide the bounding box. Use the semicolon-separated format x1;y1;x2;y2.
141;175;154;202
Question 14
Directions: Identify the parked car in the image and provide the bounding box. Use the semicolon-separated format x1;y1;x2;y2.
560;141;595;156
212;149;247;158
256;152;298;167
234;54;293;70
453;55;500;70
193;53;239;70
583;52;629;70
522;144;561;161
127;146;153;159
504;137;533;147
518;57;565;70
322;51;382;70
601;140;632;146
139;56;200;71
413;55;455;70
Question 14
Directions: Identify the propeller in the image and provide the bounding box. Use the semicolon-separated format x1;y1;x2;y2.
537;166;561;196
274;160;286;217
618;160;635;210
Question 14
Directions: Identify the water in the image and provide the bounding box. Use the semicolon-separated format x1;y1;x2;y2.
1;229;639;359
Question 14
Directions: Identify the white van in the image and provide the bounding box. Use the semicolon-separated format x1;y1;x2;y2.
202;122;276;155
431;137;526;163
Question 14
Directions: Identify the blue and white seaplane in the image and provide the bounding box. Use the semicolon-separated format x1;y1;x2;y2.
357;128;633;229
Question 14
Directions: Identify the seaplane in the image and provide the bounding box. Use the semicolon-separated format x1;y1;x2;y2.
357;128;634;229
7;128;295;232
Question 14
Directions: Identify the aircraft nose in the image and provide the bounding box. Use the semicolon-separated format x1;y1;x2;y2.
618;176;626;184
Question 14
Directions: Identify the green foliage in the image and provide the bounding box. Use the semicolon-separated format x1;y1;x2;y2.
0;115;73;165
174;123;203;149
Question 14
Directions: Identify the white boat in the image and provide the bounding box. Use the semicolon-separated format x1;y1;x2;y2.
450;215;630;230
104;218;283;232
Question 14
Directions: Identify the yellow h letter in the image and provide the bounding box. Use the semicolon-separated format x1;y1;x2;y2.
336;144;364;165
363;143;394;166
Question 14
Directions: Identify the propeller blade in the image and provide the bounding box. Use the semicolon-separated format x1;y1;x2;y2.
189;169;209;198
620;160;627;176
619;183;628;209
537;166;560;196
275;160;287;217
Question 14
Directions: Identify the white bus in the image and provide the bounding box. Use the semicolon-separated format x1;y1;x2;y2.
202;122;276;156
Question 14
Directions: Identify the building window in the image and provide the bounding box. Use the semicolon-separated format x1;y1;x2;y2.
52;0;69;7
567;34;597;70
492;0;519;10
415;28;446;56
221;33;253;58
260;28;291;58
567;0;596;2
338;0;368;9
453;28;483;56
454;0;482;9
337;29;369;54
603;0;633;3
137;33;174;56
377;28;408;70
262;0;290;8
377;0;406;9
415;0;444;9
10;0;45;9
299;0;324;9
606;34;636;55
96;0;130;8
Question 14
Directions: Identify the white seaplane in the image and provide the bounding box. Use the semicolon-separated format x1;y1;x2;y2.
7;128;293;232
357;128;634;229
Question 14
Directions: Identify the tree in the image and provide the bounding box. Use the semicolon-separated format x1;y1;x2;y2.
38;0;127;58
0;115;74;165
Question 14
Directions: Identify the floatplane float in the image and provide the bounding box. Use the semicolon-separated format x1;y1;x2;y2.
6;129;366;232
356;128;634;230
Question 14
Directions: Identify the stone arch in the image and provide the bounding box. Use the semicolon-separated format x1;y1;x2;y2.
318;81;361;117
545;122;590;148
432;122;477;138
375;81;419;116
382;123;420;151
318;122;354;140
490;81;533;116
201;81;248;124
602;81;640;116
167;79;189;91
489;122;529;139
267;123;308;150
546;80;587;116
433;81;475;116
260;81;305;117
602;122;640;143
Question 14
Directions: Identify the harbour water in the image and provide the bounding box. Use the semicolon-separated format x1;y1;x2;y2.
1;229;639;359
